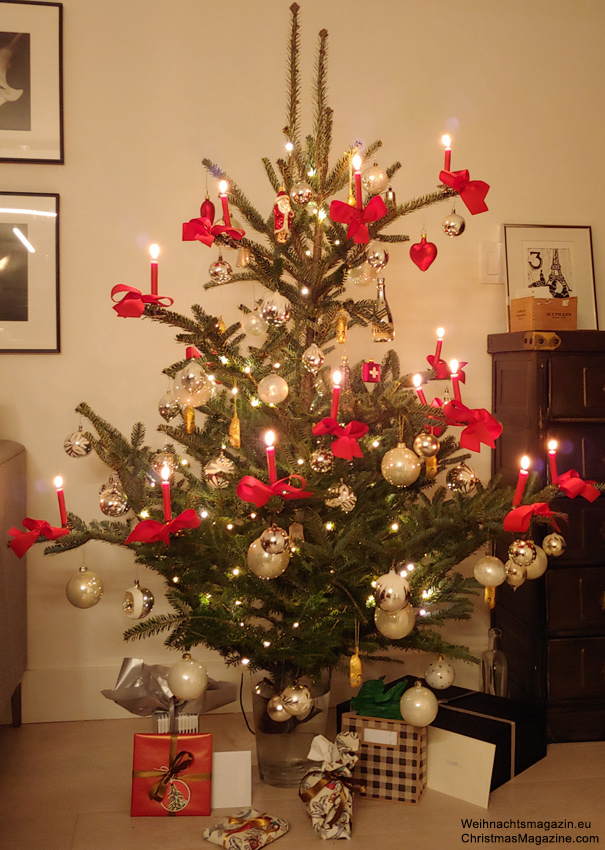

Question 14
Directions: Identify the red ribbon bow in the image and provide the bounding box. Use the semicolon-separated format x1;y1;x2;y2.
312;419;370;460
183;196;245;245
111;285;174;319
425;355;468;381
556;469;600;502
328;195;388;244
443;400;503;452
236;475;312;509
503;502;560;533
124;509;201;546
8;518;70;559
439;169;490;215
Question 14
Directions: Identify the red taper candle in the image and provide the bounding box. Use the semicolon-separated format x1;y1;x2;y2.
149;244;159;296
161;464;171;521
54;476;68;527
449;359;462;402
264;431;277;484
512;456;530;507
218;180;232;227
352;153;363;211
413;373;427;405
442;135;452;171
548;440;559;485
331;370;342;419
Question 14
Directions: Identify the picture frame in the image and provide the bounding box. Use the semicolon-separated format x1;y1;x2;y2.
0;0;63;163
0;191;60;352
503;224;598;330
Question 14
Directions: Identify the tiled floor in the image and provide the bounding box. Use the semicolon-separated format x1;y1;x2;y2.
1;712;604;850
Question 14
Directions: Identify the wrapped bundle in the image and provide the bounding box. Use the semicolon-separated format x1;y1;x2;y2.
203;808;289;849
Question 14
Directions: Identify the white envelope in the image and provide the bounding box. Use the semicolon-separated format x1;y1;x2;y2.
211;751;252;809
427;727;496;809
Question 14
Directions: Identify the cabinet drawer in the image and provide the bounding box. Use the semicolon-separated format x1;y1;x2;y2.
547;425;605;480
546;498;605;565
547;637;605;700
547;567;605;631
549;355;605;419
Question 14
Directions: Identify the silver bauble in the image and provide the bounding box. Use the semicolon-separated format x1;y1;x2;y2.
381;443;422;487
99;477;129;517
247;537;290;579
63;426;91;458
260;524;290;555
158;389;180;422
425;656;456;690
442;210;466;237
413;431;440;458
204;451;236;489
257;373;289;405
290;181;313;205
374;569;410;612
177;360;210;393
542;532;566;558
173;379;214;408
346;263;377;288
399;680;439;726
525;545;548;579
301;343;325;374
281;684;313;717
362;162;389;195
122;580;155;619
505;559;527;590
446;462;478;495
374;605;416;639
309;448;334;473
366;242;389;270
325;480;357;512
260;295;291;326
508;539;536;567
152;449;177;477
208;256;233;283
267;695;291;722
65;566;103;609
167;653;208;700
241;310;268;337
473;555;507;587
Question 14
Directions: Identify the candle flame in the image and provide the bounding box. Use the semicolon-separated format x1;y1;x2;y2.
264;430;275;447
412;373;423;388
548;440;558;452
521;456;530;471
161;464;171;481
54;476;63;489
449;359;459;374
149;244;160;260
442;134;451;148
332;370;342;386
218;179;229;195
352;153;362;172
436;327;445;339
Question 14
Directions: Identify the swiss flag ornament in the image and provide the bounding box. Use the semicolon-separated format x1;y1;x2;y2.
362;360;381;383
410;232;438;271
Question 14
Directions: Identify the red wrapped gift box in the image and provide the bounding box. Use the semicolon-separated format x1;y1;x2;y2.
131;732;212;817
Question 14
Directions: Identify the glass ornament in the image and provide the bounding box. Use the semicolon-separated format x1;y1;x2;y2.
481;627;509;697
381;443;422;487
346;263;377;288
446;462;478;495
325;480;357;512
260;294;291;326
204;451;236;489
99;476;129;517
399;680;439;726
442;209;466;237
505;559;527;590
63;426;91;458
208;255;233;283
374;605;416;639
158;388;181;422
374;569;410;612
152;449;177;477
301;343;325;374
542;532;566;557
309;448;334;474
290;181;313;205
173;379;214;407
122;579;155;619
247;538;290;579
280;684;313;717
366;242;389;270
413;431;440;458
361;162;389;195
266;695;291;722
508;539;536;567
473;555;507;587
425;656;455;690
372;278;395;342
525;545;548;579
257;373;289;405
260;524;290;555
241;310;268;337
177;360;210;393
167;652;208;700
65;566;103;609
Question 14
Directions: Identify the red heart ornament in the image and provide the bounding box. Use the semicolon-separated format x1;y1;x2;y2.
410;236;438;271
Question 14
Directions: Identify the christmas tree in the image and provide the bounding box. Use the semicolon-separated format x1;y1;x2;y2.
43;4;553;689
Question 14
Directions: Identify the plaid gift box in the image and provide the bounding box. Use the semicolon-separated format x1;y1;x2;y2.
340;712;427;804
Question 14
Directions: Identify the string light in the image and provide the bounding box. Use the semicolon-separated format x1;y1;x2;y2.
172;576;180;584
181;459;188;466
292;622;300;629
390;522;399;532
232;568;240;576
250;512;257;519
235;600;242;606
200;510;209;519
263;640;271;647
140;509;150;519
308;168;316;177
301;287;309;295
325;521;334;531
227;523;234;530
372;440;380;448
220;356;229;364
419;609;428;617
370;580;377;587
241;657;251;665
297;458;304;466
231;387;238;395
243;365;251;374
251;398;260;407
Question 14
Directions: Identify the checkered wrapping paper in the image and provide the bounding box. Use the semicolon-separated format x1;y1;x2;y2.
341;713;427;804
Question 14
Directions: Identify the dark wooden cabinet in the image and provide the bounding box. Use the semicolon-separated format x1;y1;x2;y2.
488;330;605;742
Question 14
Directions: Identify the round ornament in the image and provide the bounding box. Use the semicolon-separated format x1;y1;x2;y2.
267;695;290;722
473;555;507;587
309;448;334;474
281;684;312;717
361;162;388;195
446;462;478;495
247;537;290;579
241;310;268;337
442;210;466;237
174;379;214;408
374;569;410;612
208;255;233;283
542;532;566;557
65;566;104;609
399;680;439;726
425;656;455;690
301;343;325;374
366;242;389;270
290;181;313;205
178;360;210;393
158;389;181;422
525;545;548;580
152;449;177;478
204;451;236;489
413;431;440;458
374;604;415;639
122;580;155;619
325;480;357;512
99;477;129;517
260;295;291;326
257;373;289;405
64;426;91;458
508;539;536;567
381;443;422;487
346;263;377;288
505;560;527;590
167;653;208;700
260;524;290;555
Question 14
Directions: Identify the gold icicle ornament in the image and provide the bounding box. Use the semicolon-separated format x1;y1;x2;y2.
350;620;362;687
183;405;195;434
229;389;241;449
425;456;438;480
217;315;227;334
484;586;496;609
336;308;348;344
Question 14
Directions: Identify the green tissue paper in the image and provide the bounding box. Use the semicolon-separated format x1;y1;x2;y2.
350;677;409;720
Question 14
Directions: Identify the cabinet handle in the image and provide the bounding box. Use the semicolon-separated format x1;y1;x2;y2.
601;591;605;611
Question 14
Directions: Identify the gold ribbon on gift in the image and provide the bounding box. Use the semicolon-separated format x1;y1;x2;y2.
132;733;211;807
223;813;279;841
299;770;366;827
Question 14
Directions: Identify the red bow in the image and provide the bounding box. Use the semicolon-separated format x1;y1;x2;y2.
183;196;245;245
312;419;369;460
439;169;490;215
329;195;388;244
426;354;450;380
503;502;560;533
443;400;502;452
124;510;201;546
185;346;201;359
556;469;600;502
8;518;70;558
236;475;312;509
111;285;174;318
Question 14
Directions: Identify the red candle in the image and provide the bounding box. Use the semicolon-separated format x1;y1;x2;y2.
352;154;363;211
161;464;171;521
513;456;530;507
149;244;159;296
218;180;232;227
264;431;277;484
449;359;462;402
435;327;444;361
442;135;452;171
54;476;68;527
331;370;342;419
413;373;427;405
548;440;559;484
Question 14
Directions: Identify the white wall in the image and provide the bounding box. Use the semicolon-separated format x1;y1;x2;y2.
2;0;605;722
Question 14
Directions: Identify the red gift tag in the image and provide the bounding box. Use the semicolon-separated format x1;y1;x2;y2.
362;360;381;383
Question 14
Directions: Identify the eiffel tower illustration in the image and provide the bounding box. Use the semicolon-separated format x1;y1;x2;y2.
529;249;571;298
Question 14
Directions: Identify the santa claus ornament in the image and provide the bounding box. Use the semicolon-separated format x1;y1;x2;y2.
273;187;294;243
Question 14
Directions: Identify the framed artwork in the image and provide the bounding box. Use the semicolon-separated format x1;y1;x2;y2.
503;224;598;330
0;0;63;163
0;191;60;352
